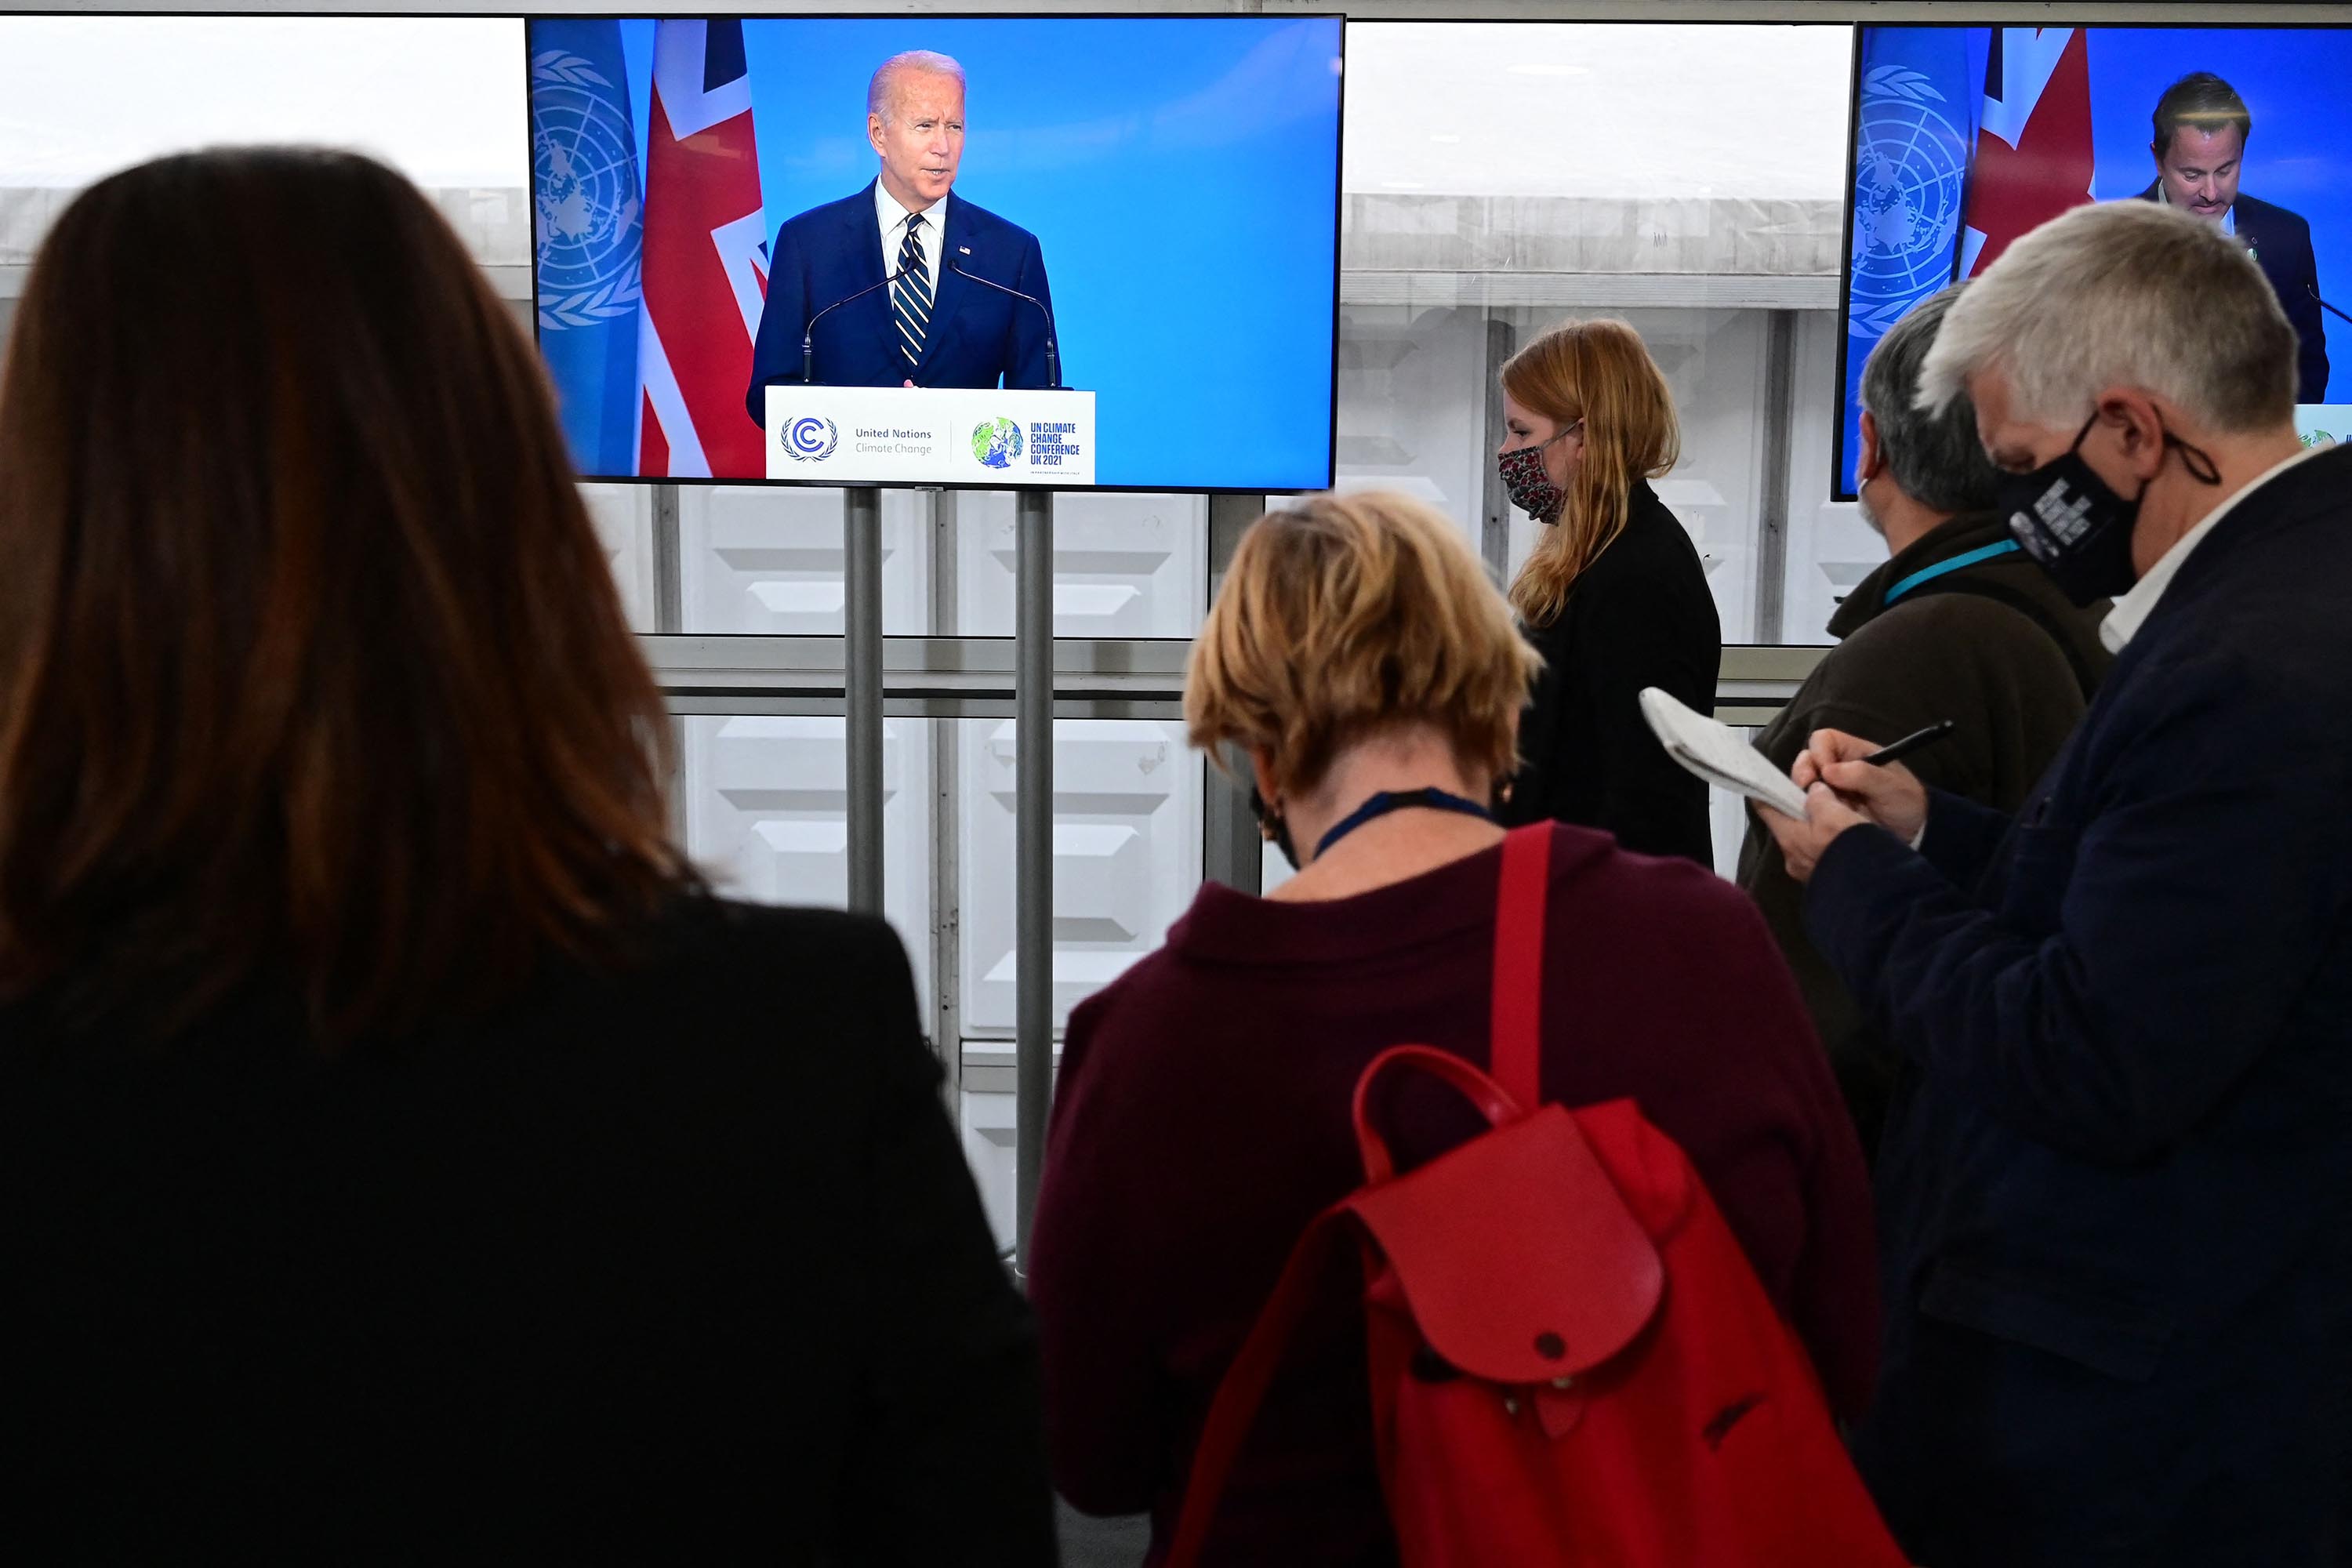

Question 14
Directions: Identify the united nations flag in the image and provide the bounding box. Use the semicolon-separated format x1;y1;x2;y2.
530;19;644;477
1842;27;1987;493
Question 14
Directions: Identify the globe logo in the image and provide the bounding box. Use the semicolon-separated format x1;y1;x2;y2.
972;417;1024;470
531;50;642;331
784;416;839;462
1849;65;1970;339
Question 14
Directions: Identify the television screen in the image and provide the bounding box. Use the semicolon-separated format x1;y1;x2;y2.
1837;24;2352;499
527;14;1344;491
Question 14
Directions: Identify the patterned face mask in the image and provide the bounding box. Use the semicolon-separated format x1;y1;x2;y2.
1998;412;2220;607
1497;422;1581;523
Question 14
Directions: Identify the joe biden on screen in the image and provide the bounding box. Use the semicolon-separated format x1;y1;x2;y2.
745;49;1058;422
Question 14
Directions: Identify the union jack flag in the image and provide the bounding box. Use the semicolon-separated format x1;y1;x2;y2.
638;19;768;478
1960;27;2096;278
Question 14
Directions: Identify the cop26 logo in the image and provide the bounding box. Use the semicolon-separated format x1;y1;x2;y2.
784;417;840;462
532;49;643;332
1849;64;1970;338
971;418;1023;470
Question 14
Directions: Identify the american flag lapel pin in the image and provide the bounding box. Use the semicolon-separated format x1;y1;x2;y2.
959;245;971;255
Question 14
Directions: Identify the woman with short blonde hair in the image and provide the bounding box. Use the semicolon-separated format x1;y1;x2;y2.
1186;489;1537;857
1031;490;1877;1564
1494;319;1721;863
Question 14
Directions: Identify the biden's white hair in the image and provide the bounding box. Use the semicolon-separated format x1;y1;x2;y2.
868;50;966;123
1916;199;2297;434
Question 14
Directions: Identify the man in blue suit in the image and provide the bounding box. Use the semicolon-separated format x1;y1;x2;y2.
745;49;1057;425
1766;199;2352;1565
2133;72;2330;404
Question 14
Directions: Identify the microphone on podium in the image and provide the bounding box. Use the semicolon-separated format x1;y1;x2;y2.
948;258;1062;390
2310;283;2352;329
803;267;907;385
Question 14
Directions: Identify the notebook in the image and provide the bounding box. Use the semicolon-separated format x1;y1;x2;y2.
1638;688;1810;819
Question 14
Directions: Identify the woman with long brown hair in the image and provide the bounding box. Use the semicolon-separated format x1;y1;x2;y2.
1493;318;1721;865
0;148;1052;1562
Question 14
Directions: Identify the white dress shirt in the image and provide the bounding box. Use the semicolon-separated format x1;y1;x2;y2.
2100;441;2325;652
875;181;948;298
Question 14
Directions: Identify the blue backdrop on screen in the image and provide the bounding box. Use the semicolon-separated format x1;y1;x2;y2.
548;14;1341;490
1839;26;2352;499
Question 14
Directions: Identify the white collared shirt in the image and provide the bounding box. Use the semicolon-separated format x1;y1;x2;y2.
2099;442;2325;652
2153;180;2236;238
875;181;948;298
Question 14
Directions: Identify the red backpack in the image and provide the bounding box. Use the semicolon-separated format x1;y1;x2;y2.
1165;825;1907;1567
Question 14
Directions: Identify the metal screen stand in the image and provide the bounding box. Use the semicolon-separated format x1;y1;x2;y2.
844;487;885;916
1203;494;1265;893
1014;488;1054;1273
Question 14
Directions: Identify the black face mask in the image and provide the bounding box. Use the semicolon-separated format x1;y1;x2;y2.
1249;786;1301;871
1998;412;2222;607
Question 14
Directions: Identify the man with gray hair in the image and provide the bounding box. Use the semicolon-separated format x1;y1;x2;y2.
748;48;1058;412
1737;285;2111;1161
1764;198;2352;1563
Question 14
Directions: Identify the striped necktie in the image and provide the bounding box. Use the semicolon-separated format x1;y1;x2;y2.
892;212;931;375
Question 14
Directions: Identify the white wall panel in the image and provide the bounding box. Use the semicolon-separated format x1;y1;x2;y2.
680;485;930;635
579;482;656;633
1329;303;1490;546
953;492;1207;638
1782;310;1875;647
680;714;934;1013
959;719;1203;1035
956;1062;1020;1254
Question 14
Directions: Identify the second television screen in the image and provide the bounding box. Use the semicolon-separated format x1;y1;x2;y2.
528;14;1343;490
1840;24;2352;497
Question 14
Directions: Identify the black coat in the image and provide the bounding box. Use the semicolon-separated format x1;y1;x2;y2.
2137;183;2331;402
1499;480;1722;866
1738;510;2114;1158
1807;447;2352;1565
0;898;1058;1565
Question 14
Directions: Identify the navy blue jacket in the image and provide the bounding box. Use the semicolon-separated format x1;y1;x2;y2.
1805;446;2352;1566
746;181;1057;423
2139;183;2330;402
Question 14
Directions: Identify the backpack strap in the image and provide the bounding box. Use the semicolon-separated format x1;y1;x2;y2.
1490;825;1555;1109
1900;574;2100;703
1163;1207;1352;1568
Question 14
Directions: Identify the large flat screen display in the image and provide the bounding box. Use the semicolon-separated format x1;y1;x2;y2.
527;14;1344;491
1838;24;2352;499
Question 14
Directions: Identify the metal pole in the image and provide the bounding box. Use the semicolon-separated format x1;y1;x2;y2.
844;487;885;916
1753;311;1799;647
1203;494;1265;894
1480;316;1519;586
1014;487;1054;1272
651;484;683;634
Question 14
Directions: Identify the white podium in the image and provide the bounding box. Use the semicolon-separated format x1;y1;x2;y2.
766;386;1096;485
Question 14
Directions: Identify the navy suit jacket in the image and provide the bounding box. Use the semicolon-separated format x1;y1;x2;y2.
1806;447;2352;1566
2137;183;2330;402
746;182;1057;423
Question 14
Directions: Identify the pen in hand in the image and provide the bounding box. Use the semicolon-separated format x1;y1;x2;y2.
1860;720;1955;768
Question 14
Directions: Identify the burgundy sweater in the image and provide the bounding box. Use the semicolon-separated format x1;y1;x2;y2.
1028;824;1878;1566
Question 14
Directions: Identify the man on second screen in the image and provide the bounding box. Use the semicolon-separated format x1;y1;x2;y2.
2135;71;2330;403
745;49;1058;423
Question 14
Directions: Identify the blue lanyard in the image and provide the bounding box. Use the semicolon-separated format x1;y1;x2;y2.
1315;788;1496;859
1882;539;2022;605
